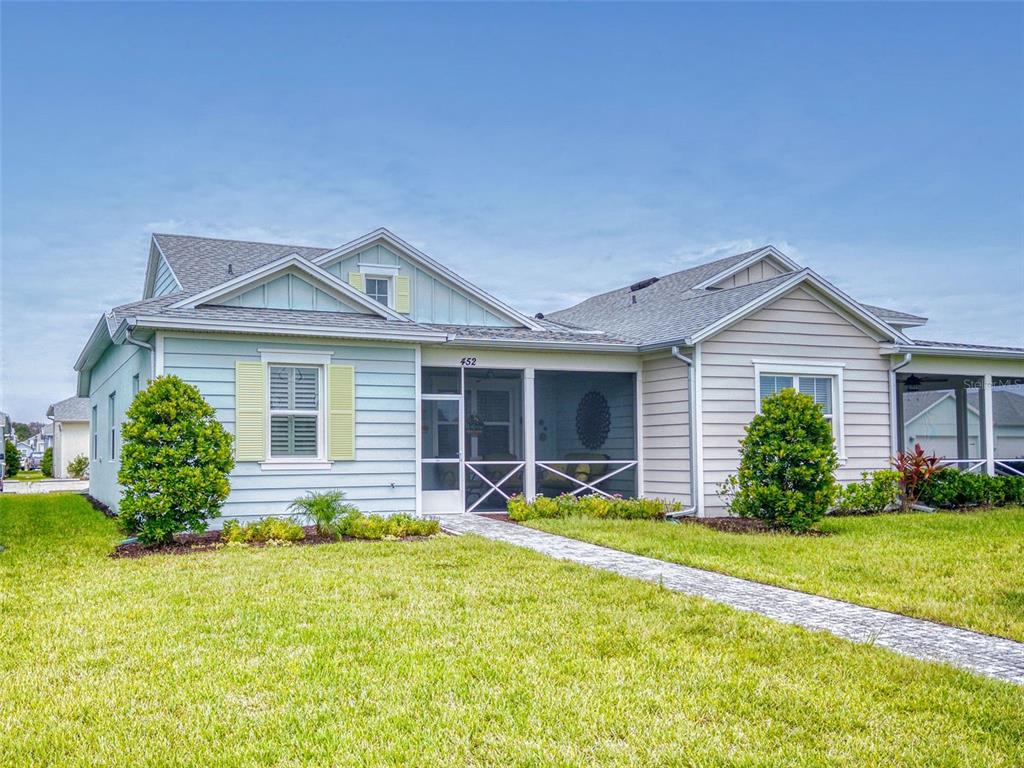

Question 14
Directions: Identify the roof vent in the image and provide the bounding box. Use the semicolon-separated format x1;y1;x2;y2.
534;312;545;319
227;263;233;275
629;277;659;292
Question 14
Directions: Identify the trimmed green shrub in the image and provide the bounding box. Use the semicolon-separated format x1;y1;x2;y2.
721;388;839;533
118;375;234;546
222;517;305;543
288;490;360;537
834;470;901;515
344;513;440;539
506;493;681;522
67;454;89;479
917;469;1024;509
4;441;20;478
40;447;53;477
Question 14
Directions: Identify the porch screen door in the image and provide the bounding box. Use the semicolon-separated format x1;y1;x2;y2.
420;367;464;513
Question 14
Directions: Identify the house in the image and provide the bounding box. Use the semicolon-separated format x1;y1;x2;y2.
901;388;1024;461
74;229;1024;520
17;427;53;470
47;396;91;478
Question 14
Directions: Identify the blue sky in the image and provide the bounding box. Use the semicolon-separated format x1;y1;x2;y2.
2;2;1022;420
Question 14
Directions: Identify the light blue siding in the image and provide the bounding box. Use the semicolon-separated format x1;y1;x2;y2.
217;272;364;313
153;255;180;297
88;342;151;510
323;243;515;326
163;335;417;522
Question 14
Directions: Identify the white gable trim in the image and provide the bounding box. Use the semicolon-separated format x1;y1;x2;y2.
142;237;182;298
692;246;800;291
689;269;911;346
167;254;408;321
313;228;545;331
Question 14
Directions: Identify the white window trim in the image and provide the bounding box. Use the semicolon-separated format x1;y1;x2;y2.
364;275;393;309
259;350;333;469
752;360;846;462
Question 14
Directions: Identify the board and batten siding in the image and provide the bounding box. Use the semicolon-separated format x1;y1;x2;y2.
323;243;514;327
88;341;151;510
700;286;892;515
641;355;691;505
710;259;786;289
162;335;416;522
153;254;180;297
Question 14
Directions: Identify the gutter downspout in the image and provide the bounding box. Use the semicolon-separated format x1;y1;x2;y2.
889;352;913;456
124;327;156;380
666;345;698;518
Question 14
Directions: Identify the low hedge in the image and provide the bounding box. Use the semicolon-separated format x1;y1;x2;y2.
222;517;305;543
833;470;901;515
507;493;682;522
917;469;1024;509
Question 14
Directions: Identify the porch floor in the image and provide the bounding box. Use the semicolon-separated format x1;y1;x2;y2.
435;514;1024;685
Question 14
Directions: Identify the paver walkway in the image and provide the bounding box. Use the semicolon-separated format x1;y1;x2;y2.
438;514;1024;685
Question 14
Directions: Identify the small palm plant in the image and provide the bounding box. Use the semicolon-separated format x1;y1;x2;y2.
288;490;361;538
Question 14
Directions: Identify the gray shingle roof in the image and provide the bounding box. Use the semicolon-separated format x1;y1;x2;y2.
423;318;633;346
153;233;331;294
908;339;1024;354
862;304;928;326
47;396;90;422
548;269;797;346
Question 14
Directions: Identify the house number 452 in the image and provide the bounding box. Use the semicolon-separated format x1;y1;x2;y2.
460;357;477;366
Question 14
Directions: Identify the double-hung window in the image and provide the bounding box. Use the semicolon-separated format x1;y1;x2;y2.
754;362;845;460
108;392;117;459
269;365;321;458
365;276;390;307
758;374;834;426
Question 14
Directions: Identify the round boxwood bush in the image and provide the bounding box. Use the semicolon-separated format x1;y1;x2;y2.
117;375;234;545
722;388;839;532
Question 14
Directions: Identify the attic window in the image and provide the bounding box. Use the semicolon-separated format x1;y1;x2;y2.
629;277;659;292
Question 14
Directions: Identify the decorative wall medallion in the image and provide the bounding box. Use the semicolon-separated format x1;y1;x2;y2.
576;390;611;449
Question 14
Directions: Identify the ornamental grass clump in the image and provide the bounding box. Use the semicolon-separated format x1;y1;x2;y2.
721;388;838;533
118;375;234;546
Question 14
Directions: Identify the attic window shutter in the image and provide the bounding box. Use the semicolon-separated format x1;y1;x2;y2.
348;272;365;292
235;361;266;461
328;364;356;460
395;275;411;314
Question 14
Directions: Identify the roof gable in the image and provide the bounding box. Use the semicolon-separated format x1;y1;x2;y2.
313;229;544;330
169;255;407;321
693;246;799;290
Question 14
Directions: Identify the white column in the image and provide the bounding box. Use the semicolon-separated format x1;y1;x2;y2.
523;368;536;499
954;378;969;460
983;373;995;476
635;368;645;497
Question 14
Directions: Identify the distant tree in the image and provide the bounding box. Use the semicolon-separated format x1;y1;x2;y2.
4;441;21;477
13;423;31;442
41;447;54;477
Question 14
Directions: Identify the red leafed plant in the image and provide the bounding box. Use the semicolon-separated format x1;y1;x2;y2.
891;443;942;511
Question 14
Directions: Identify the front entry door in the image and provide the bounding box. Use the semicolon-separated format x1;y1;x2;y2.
420;396;463;513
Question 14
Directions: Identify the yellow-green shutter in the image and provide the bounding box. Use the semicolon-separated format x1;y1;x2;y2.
328;364;355;460
235;361;266;461
395;275;411;314
348;272;364;292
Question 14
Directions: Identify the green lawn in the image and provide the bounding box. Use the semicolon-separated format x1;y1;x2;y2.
7;470;44;481
2;495;1022;767
528;508;1024;641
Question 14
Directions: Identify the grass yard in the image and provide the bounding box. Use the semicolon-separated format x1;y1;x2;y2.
7;470;44;481
1;495;1022;767
528;508;1024;641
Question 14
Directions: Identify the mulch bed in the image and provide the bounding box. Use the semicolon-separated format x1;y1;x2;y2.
83;494;117;519
111;525;437;559
678;516;829;536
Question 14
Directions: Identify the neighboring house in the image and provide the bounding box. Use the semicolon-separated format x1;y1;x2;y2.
47;396;91;478
1;411;12;444
74;229;1024;519
18;427;53;469
902;388;1024;460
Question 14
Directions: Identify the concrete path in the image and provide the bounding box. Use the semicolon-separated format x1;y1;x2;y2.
438;514;1024;685
2;479;88;494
